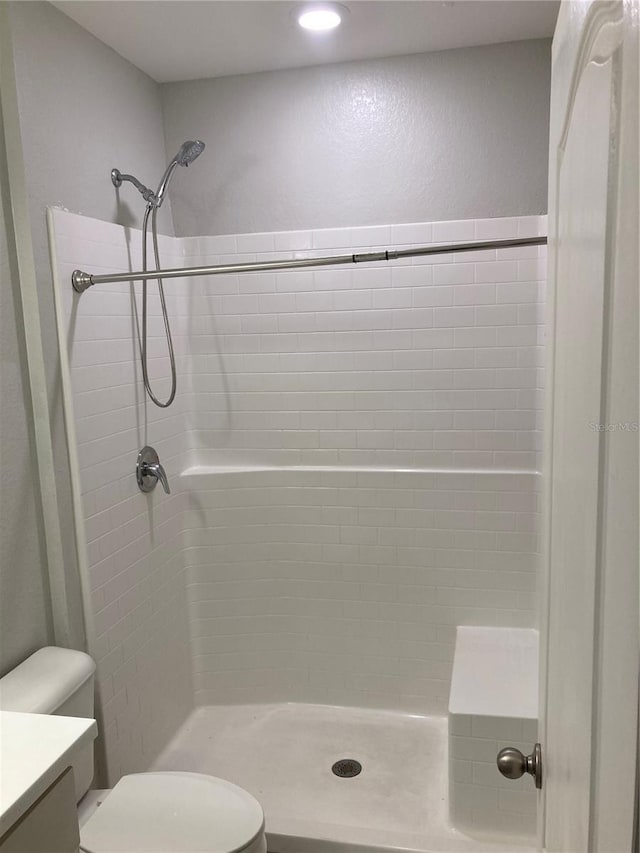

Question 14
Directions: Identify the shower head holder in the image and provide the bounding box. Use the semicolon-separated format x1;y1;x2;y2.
111;168;157;205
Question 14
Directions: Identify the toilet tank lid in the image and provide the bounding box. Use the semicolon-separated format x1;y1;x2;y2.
0;647;95;714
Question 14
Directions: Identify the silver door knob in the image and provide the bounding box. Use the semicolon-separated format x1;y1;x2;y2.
136;446;170;494
497;743;542;789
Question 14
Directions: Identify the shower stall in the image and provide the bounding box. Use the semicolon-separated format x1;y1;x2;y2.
49;200;546;850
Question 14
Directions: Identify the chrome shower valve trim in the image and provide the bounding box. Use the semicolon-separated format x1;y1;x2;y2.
136;446;170;494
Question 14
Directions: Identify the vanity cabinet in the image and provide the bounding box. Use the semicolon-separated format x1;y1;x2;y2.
0;768;79;853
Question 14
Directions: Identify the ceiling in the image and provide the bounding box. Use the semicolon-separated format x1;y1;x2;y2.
52;1;559;83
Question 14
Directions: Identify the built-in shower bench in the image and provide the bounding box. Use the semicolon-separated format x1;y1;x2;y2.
448;626;539;842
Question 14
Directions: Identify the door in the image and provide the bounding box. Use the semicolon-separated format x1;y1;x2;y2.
541;1;638;850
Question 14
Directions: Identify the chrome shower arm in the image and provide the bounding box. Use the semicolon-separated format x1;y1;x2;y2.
111;169;157;206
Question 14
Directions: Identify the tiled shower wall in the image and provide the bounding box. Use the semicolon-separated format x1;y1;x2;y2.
50;211;194;782
50;210;544;773
184;467;539;711
182;215;545;711
183;217;545;470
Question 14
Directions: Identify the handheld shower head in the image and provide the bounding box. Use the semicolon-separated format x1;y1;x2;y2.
107;140;205;409
175;139;205;166
110;140;205;209
154;139;205;208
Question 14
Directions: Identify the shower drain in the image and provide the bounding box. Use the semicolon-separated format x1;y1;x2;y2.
331;758;362;778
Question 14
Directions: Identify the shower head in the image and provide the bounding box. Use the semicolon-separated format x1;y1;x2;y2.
110;140;205;209
175;139;205;166
154;139;206;208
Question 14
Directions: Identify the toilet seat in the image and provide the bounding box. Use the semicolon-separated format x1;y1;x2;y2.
79;771;265;853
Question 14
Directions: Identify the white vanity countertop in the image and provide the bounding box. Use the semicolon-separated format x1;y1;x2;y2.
0;711;97;837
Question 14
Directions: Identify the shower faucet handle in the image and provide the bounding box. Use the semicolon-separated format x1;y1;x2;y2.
136;446;170;494
144;462;170;494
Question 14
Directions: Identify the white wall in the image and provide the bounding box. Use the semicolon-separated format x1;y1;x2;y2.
0;104;52;676
162;40;551;237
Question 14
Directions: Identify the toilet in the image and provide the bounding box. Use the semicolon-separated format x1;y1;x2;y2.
0;647;267;853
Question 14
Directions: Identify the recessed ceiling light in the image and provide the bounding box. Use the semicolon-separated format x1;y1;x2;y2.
297;4;344;31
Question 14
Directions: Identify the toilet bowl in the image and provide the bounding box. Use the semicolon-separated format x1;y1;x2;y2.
79;771;266;853
0;648;267;853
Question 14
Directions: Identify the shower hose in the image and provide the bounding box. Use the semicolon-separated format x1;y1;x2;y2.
140;203;177;408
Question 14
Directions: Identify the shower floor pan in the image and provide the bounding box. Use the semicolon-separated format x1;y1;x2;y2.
151;703;534;853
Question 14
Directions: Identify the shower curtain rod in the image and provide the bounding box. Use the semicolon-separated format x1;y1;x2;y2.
71;235;547;293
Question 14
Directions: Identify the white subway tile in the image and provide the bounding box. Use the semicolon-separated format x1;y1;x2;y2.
432;220;476;243
52;209;544;745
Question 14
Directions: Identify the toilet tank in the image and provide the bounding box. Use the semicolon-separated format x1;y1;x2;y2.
0;647;96;802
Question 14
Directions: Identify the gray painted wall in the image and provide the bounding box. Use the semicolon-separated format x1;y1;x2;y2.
162;39;551;237
7;2;173;234
3;1;172;660
0;104;52;676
